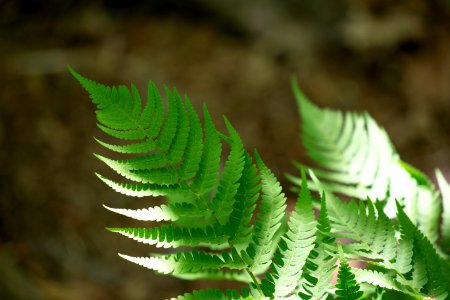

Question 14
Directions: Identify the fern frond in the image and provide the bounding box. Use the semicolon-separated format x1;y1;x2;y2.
290;78;442;247
323;192;396;265
262;171;317;299
396;202;449;300
94;137;156;154
352;269;399;292
310;177;427;298
335;245;364;300
394;216;414;274
96;173;178;197
76;69;450;300
73;69;221;204
291;79;393;199
69;66;112;105
321;184;447;298
96;123;147;140
178;98;204;180
190;105;222;194
73;69;256;229
211;118;246;225
156;87;181;152
72;69;298;299
244;151;287;274
299;195;337;300
225;152;261;247
143;81;165;137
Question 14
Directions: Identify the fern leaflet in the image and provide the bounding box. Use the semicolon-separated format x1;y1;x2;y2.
299;194;337;300
243;151;287;274
261;171;317;299
335;245;364;300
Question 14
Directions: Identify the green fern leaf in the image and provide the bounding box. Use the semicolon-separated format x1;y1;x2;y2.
335;245;364;300
75;68;450;300
290;78;441;246
94;136;156;154
178;98;203;180
311;178;427;298
96;173;178;197
394;216;414;274
103;204;180;221
103;202;210;222
73;70;246;227
119;248;247;275
396;202;449;300
156;87;180;151
73;69;304;300
142;81;165;135
262;171;317;299
299;195;337;300
324;192;396;265
72;69;224;205
96;123;147;140
225;152;261;246
211;118;246;225
352;269;399;292
107;224;228;248
244;151;287;274
93;154;176;184
69;66;112;105
166;91;190;164
190;105;222;194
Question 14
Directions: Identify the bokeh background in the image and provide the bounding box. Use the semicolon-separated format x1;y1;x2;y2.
1;0;450;299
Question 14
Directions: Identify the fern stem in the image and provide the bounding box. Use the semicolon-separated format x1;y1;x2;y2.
245;268;265;297
227;239;265;297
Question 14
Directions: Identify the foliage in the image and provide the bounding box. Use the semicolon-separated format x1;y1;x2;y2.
288;78;448;252
71;68;450;299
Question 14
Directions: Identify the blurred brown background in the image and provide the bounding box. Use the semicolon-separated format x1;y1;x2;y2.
1;0;450;299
